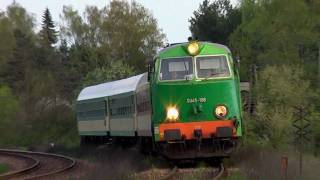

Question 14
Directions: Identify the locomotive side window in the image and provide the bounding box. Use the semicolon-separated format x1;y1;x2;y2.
196;56;230;78
159;57;193;81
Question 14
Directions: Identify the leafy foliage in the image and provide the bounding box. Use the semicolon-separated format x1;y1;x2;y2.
0;1;164;148
60;0;165;72
0;15;15;73
189;0;241;45
0;86;19;124
82;61;136;87
230;0;320;81
253;65;315;147
0;163;9;174
0;86;20;145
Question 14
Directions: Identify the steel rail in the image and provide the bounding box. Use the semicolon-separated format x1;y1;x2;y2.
0;151;40;179
213;163;224;180
0;149;76;179
160;162;224;180
160;166;178;180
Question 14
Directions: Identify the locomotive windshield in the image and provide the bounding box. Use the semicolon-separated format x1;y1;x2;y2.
196;56;230;79
159;57;193;81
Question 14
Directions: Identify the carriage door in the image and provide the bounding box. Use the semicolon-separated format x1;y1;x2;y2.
103;98;108;133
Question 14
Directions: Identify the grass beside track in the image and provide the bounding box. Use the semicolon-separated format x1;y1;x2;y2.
0;163;9;174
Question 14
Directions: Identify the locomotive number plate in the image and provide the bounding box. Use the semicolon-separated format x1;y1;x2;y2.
187;97;206;103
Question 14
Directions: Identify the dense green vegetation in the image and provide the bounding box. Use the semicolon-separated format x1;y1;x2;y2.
0;163;9;174
190;0;320;153
189;0;241;45
0;1;165;148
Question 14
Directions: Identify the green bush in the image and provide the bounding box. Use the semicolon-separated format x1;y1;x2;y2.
0;86;20;146
246;65;316;149
82;60;136;87
0;163;9;174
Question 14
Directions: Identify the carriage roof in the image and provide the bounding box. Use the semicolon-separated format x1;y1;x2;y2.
77;73;148;101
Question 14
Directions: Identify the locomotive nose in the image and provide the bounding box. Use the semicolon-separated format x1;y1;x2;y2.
159;120;236;141
161;128;204;141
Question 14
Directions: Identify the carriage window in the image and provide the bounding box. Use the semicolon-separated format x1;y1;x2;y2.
109;95;134;118
76;101;106;120
137;89;150;115
196;56;230;78
159;57;193;81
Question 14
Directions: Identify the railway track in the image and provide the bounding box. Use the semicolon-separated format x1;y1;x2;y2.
0;149;76;180
157;162;225;180
214;163;224;180
134;162;224;179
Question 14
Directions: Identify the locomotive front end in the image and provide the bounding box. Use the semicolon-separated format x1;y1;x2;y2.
150;41;243;159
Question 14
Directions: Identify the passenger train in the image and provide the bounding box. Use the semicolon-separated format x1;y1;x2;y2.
76;41;243;159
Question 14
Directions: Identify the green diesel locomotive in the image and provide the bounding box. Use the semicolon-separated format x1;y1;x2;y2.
77;41;243;159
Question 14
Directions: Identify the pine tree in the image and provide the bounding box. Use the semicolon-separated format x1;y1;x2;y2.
39;8;57;47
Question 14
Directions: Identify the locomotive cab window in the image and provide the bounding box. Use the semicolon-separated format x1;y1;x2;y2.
159;57;193;81
196;56;230;79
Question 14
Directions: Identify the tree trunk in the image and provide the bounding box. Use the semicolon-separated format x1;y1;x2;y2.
318;42;320;87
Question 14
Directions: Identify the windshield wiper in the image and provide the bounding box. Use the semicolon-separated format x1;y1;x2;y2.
203;72;222;80
183;60;190;81
210;72;222;76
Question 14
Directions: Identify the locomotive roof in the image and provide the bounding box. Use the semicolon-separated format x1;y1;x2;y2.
77;73;148;101
157;42;231;55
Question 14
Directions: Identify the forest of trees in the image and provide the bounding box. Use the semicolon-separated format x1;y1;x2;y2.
0;1;165;147
0;0;319;154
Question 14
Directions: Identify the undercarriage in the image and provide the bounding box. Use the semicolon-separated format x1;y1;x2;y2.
156;138;238;159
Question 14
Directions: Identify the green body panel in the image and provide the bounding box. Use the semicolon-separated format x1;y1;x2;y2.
150;42;243;141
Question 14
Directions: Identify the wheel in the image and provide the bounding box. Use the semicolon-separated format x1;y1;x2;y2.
80;136;95;147
139;137;153;155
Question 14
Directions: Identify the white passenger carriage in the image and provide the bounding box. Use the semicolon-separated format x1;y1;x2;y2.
76;73;151;143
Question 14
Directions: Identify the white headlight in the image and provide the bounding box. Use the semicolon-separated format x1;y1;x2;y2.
167;107;179;122
215;105;227;119
187;41;200;56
